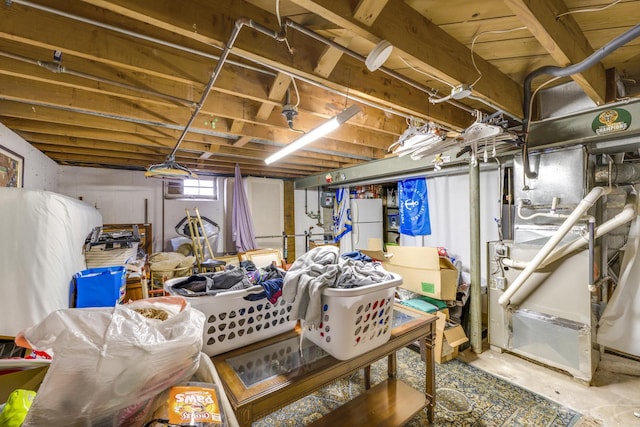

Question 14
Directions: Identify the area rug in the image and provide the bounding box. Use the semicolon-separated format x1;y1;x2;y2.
252;347;585;426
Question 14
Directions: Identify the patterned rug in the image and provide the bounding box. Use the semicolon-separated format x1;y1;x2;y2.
252;347;585;426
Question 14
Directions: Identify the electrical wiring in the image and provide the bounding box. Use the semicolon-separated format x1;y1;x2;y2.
557;0;623;18
520;74;561;188
399;56;454;88
291;77;301;108
275;0;294;54
524;75;562;141
469;26;528;88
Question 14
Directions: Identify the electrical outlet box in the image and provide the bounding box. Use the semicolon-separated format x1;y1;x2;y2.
494;242;509;258
321;191;334;208
495;276;506;290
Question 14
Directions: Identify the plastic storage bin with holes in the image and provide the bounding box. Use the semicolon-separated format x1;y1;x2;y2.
164;277;296;356
303;272;402;360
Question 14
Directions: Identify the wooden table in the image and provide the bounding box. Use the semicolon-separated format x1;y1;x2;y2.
212;306;436;426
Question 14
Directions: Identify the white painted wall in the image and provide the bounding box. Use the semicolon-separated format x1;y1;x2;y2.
58;166;227;254
0;123;59;190
294;187;328;258
245;177;284;250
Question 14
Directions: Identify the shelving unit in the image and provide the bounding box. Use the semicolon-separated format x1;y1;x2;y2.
383;186;400;246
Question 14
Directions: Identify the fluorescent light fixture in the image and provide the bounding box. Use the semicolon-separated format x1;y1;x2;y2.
145;157;198;179
265;104;361;165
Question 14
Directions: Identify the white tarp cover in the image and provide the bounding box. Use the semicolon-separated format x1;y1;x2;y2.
597;215;640;356
0;189;102;336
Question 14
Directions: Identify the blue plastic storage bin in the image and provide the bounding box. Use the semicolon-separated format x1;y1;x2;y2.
73;266;127;308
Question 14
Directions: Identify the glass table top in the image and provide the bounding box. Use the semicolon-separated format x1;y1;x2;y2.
226;306;421;388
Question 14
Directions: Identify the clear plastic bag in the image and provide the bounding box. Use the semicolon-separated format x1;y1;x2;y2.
15;296;205;427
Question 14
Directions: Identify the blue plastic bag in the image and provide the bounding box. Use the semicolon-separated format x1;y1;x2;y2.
72;266;127;308
398;178;431;236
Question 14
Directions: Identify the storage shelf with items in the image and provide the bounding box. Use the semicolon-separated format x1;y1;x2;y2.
383;185;400;245
84;223;153;302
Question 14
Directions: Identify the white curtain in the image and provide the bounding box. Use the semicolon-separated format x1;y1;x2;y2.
597;216;640;356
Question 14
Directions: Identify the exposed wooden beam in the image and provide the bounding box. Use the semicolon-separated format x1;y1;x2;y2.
64;0;471;128
6;118;350;168
0;72;390;155
28;134;328;174
46;151;310;178
354;0;389;26
0;4;397;137
314;37;350;78
290;0;523;118
229;119;245;134
232;136;253;147
504;0;606;105
256;72;291;120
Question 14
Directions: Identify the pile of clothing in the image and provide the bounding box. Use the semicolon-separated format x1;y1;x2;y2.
282;246;392;328
167;261;286;303
167;247;393;330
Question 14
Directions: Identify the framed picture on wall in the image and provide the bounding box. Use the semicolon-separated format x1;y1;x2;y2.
0;145;24;188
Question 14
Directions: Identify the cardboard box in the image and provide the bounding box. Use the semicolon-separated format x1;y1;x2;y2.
0;361;49;402
362;245;459;300
434;311;468;364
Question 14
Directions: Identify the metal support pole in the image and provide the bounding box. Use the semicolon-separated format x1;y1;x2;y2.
469;161;482;353
282;232;288;261
305;231;310;253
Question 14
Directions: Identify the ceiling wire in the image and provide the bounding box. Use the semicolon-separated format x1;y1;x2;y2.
11;0;469;143
556;0;623;18
521;75;561;189
399;57;454;88
470;27;527;88
275;0;294;54
524;75;561;141
291;77;301;108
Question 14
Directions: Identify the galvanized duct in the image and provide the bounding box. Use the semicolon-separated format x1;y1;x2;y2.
595;163;640;185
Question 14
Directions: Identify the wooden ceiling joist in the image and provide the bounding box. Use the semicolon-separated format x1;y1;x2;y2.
290;0;524;118
1;0;638;179
504;0;607;105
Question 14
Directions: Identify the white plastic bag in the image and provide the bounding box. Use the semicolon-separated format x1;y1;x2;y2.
15;296;205;426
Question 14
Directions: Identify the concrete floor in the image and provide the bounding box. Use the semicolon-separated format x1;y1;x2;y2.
458;346;640;427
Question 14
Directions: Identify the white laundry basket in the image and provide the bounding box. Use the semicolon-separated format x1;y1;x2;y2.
164;278;296;356
303;272;402;360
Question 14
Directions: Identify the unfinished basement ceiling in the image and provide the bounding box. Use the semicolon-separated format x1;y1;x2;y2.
0;0;639;179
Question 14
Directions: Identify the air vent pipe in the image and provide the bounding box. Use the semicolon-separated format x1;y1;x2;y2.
498;186;610;307
595;163;640;185
523;24;640;130
521;24;640;179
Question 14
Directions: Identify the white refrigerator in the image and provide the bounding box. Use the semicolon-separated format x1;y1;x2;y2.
341;198;383;253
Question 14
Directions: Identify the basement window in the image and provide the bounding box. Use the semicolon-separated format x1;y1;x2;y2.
165;178;218;200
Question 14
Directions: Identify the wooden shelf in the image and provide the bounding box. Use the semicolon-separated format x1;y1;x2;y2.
308;378;428;427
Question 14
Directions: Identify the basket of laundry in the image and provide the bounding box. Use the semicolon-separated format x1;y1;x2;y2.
301;272;402;361
164;269;296;356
